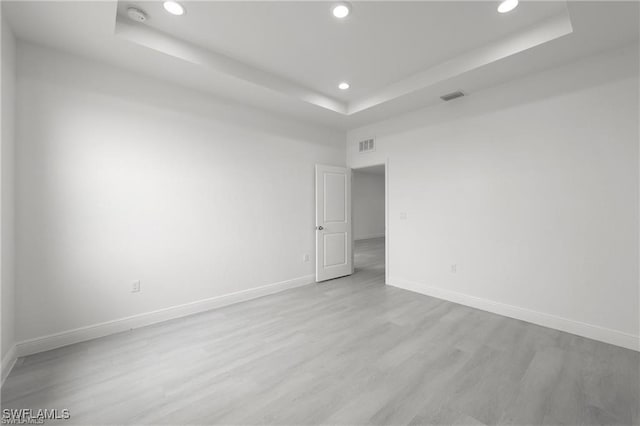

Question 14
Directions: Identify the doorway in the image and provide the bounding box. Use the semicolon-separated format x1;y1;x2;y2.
352;164;386;280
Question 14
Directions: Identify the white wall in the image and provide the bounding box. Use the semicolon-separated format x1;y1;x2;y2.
352;170;385;240
347;45;639;350
14;42;345;345
1;15;16;373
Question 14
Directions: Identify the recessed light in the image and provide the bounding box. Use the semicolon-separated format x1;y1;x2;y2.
497;0;518;13
338;82;350;90
332;2;351;19
163;1;185;16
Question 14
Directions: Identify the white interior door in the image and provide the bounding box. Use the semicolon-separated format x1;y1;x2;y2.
315;165;353;282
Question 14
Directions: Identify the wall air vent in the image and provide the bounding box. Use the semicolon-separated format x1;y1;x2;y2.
440;91;465;101
358;138;375;153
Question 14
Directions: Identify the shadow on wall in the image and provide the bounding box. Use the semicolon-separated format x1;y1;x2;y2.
17;42;345;149
353;169;385;241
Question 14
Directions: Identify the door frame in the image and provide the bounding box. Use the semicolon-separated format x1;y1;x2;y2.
351;158;389;284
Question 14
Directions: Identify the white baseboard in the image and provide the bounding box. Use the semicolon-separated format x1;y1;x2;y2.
389;277;640;352
1;344;17;387
15;274;314;358
355;233;385;241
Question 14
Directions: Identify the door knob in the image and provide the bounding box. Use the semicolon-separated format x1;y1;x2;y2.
316;226;324;230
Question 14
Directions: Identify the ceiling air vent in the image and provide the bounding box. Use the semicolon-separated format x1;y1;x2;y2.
440;91;465;101
358;138;375;153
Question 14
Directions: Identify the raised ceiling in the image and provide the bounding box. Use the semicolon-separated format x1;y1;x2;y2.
113;1;574;115
3;1;639;130
117;1;567;102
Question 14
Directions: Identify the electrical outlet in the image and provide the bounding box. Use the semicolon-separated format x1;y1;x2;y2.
451;264;457;273
400;212;407;220
131;280;141;293
303;254;310;262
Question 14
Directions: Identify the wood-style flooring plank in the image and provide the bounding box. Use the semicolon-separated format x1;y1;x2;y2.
2;238;638;425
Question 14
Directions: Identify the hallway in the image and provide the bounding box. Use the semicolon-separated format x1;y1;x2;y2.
354;237;385;273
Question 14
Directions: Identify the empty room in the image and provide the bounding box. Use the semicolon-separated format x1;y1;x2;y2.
0;1;638;425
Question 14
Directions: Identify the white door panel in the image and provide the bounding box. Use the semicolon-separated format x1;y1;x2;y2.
316;165;352;282
323;233;347;267
323;173;346;222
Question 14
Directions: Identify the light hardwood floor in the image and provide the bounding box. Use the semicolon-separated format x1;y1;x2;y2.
2;237;639;425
